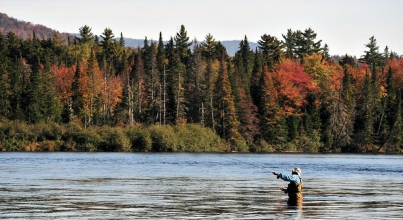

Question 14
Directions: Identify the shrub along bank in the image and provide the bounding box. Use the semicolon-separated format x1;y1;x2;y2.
1;121;400;153
0;121;229;152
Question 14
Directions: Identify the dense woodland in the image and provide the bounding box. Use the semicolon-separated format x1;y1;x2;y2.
0;14;403;153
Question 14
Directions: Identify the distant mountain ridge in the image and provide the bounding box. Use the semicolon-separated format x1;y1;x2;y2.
0;12;257;56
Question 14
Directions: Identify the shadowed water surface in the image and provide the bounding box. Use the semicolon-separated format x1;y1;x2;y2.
0;153;402;219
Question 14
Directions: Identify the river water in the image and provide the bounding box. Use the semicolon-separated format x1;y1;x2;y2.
0;153;402;219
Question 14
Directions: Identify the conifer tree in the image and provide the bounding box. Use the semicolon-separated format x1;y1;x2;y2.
145;41;160;124
157;32;167;124
214;53;241;147
174;25;192;65
26;57;43;123
322;44;330;61
133;48;146;123
387;89;403;152
354;72;374;151
376;66;398;151
157;32;167;72
6;32;21;61
201;33;217;60
119;32;125;47
0;55;11;119
41;56;62;122
339;66;355;151
76;25;94;45
9;58;27;121
86;48;103;126
71;61;83;118
250;48;263;107
235;35;254;94
359;37;384;146
258;34;282;69
282;29;296;59
187;44;206;124
100;28;115;69
294;28;322;63
326;69;353;152
359;36;383;67
302;28;322;55
171;52;187;123
258;64;288;146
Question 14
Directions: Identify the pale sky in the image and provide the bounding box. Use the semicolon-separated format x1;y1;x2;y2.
2;0;402;57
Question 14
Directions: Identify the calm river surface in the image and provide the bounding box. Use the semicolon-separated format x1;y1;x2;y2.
0;153;402;219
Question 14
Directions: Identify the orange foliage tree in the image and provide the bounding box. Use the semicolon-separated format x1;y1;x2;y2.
52;64;74;103
273;58;318;115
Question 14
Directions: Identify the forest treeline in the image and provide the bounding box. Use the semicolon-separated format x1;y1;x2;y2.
0;22;402;153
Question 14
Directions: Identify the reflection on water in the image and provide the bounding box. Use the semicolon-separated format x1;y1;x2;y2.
0;153;402;219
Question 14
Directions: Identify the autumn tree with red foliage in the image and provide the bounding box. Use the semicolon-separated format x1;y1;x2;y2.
273;58;319;116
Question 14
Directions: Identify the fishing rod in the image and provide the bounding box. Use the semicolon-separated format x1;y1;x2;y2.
220;154;274;173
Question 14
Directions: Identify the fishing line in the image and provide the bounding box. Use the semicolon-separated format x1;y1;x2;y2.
219;154;273;173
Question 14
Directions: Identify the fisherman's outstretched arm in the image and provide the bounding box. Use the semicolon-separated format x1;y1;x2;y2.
273;172;300;183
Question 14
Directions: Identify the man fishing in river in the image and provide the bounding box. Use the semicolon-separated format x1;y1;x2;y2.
272;168;303;205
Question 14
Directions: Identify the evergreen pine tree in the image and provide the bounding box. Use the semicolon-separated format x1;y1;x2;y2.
250;48;263;107
26;58;43;123
76;25;94;45
258;64;288;146
119;32;125;47
201;33;217;60
174;25;192;65
71;61;83;117
258;34;282;69
354;73;374;151
214;53;241;147
282;29;296;59
187;44;206;124
0;55;11;119
157;32;167;124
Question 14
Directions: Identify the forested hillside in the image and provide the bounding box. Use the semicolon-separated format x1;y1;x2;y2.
0;13;402;153
0;12;73;41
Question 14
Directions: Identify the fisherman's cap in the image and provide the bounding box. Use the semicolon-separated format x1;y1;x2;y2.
292;167;301;175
